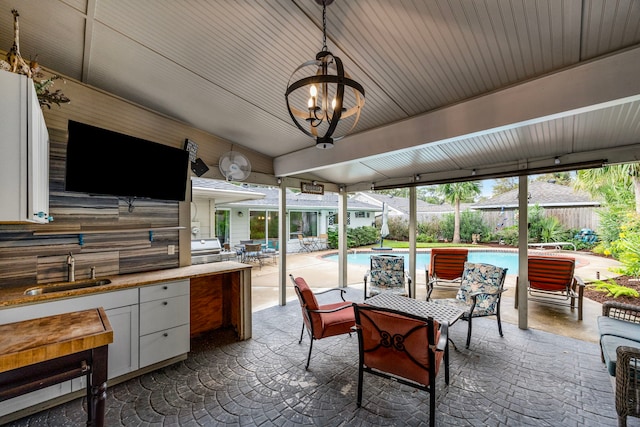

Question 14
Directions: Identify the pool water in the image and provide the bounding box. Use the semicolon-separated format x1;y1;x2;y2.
323;250;524;274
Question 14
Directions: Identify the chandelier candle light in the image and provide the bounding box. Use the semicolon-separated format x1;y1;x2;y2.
285;0;365;149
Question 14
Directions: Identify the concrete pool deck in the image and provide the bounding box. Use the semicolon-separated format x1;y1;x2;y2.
250;247;623;343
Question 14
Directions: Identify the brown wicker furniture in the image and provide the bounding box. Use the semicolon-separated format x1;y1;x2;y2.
515;256;585;320
598;301;640;427
289;274;355;369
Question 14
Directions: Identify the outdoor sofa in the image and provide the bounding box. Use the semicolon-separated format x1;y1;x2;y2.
598;301;640;426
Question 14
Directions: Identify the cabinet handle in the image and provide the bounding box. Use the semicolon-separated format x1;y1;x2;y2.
163;301;168;306
163;333;168;337
163;286;168;290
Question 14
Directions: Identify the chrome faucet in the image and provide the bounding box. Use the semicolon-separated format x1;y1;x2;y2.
67;252;75;282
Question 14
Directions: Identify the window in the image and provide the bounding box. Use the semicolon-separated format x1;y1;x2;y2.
327;212;350;226
250;210;279;241
290;211;318;237
215;210;230;244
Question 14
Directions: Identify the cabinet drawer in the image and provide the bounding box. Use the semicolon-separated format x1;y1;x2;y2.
140;279;189;303
139;324;190;368
139;294;189;336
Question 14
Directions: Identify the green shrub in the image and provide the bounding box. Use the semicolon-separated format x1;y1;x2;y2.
416;233;437;243
495;226;519;246
326;226;379;249
387;216;409;241
440;210;492;242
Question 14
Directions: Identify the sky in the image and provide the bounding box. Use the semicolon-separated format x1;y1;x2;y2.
480;179;495;198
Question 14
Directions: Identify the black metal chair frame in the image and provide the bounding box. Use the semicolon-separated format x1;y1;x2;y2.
353;304;449;427
289;274;353;369
363;255;412;300
435;264;508;349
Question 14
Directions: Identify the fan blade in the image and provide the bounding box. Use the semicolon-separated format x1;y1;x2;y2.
234;155;249;167
220;157;232;170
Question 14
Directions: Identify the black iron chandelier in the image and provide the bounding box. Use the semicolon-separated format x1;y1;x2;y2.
285;0;365;149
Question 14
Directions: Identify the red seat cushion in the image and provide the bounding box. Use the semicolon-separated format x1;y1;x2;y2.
528;256;575;292
317;302;355;339
430;248;468;280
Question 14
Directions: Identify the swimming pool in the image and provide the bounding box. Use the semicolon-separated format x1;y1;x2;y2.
322;250;524;273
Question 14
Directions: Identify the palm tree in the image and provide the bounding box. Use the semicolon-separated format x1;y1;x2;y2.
574;163;640;213
437;182;481;243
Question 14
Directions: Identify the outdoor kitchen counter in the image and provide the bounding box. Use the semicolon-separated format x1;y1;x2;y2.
0;261;251;308
0;261;253;341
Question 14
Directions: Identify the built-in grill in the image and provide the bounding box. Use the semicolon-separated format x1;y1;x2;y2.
191;238;234;264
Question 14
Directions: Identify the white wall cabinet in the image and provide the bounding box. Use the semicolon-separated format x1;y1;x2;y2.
0;70;50;224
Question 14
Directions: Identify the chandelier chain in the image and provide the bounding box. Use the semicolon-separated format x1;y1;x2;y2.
322;0;327;51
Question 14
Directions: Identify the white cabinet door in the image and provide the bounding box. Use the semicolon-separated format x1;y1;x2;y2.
27;80;49;221
105;303;140;378
72;303;139;391
139;324;190;368
0;70;50;223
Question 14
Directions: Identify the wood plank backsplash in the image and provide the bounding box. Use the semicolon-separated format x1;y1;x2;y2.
0;59;273;290
0;129;181;288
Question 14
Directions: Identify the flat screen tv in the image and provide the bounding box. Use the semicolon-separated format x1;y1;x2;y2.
65;120;189;201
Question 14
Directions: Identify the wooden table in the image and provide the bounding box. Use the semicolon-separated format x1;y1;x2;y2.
0;308;113;426
366;293;464;325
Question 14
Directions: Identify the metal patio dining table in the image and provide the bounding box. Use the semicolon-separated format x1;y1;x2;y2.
365;293;464;326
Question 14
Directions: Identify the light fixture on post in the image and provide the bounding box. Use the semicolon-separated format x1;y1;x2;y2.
285;0;365;149
554;157;561;165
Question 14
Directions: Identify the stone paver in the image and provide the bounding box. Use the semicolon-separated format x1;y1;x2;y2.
8;287;638;426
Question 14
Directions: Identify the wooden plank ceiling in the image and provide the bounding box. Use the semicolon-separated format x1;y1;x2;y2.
1;0;639;190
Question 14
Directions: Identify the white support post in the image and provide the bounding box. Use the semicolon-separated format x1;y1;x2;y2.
518;176;529;329
278;183;287;306
409;187;417;299
338;191;348;288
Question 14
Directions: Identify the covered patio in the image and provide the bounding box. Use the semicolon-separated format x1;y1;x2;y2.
10;285;623;426
8;249;631;425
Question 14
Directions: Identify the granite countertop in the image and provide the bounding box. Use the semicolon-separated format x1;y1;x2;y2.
0;261;251;309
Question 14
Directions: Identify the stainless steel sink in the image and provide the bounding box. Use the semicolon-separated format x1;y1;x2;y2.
24;279;112;296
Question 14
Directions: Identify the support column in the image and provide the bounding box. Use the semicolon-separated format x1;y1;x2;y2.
338;191;348;288
518;176;529;329
409;187;417;299
278;182;287;306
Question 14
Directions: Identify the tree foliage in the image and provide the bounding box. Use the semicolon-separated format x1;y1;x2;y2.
436;182;481;243
491;177;518;196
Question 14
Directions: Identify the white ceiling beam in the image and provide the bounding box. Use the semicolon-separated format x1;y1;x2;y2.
275;46;640;177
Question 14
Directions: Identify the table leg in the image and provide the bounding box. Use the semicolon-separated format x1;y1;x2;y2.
87;346;108;427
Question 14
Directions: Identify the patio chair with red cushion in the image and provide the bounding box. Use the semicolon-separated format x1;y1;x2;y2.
353;303;449;427
515;256;585;320
431;262;508;349
425;248;468;300
289;274;355;369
